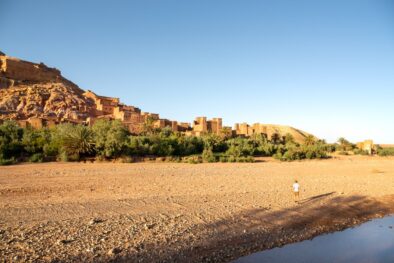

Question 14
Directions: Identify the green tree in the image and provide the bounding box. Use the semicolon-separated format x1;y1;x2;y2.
337;137;354;151
284;133;294;144
92;119;129;158
304;135;316;146
62;125;94;160
271;133;282;144
202;147;216;162
142;116;155;135
22;128;50;154
0;120;23;160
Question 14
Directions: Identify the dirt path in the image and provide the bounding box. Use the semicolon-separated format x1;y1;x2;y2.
1;156;394;262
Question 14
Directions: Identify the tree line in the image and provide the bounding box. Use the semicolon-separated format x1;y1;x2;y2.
0;119;389;165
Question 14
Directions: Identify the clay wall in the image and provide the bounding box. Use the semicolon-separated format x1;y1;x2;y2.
27;117;44;129
0;56;61;83
356;140;374;154
207;118;222;135
178;122;191;132
193;117;207;133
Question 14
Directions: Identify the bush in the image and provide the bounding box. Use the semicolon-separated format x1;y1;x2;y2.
274;143;328;161
22;128;50;155
119;156;134;163
338;151;349;155
353;149;369;155
202;148;216;162
226;137;254;157
228;155;237;162
337;137;355;151
202;134;227;153
0;121;24;159
165;156;181;162
29;153;44;163
219;156;228;162
246;156;255;162
174;135;204;156
0;156;17;166
303;144;328;159
182;155;202;164
378;147;394;156
93;120;129;158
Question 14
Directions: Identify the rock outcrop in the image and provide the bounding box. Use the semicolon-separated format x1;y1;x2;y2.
0;52;316;142
0;53;95;123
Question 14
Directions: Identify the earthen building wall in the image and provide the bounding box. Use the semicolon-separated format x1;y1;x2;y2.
0;56;61;83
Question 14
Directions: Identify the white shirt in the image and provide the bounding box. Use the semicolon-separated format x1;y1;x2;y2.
293;183;300;192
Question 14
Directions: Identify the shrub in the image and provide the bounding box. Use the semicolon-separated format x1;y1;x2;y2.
0;121;23;159
22;128;50;155
29;153;44;163
165;156;181;162
183;155;203;164
274;143;328;161
202;148;216;162
93;120;129;158
245;156;255;162
228;155;237;162
0;156;17;166
226;137;254;157
378;147;394;156
219;156;228;162
303;144;328;159
43;142;59;158
337;137;355;151
119;156;134;163
202;134;227;153
175;136;204;156
353;149;369;155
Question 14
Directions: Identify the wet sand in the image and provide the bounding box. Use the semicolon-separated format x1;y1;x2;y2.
1;155;394;262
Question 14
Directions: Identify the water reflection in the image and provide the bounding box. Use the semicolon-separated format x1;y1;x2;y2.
236;215;394;263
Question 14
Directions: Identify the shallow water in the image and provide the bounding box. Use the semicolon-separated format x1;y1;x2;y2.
235;215;394;263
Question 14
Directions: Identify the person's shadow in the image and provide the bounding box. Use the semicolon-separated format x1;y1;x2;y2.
298;192;336;204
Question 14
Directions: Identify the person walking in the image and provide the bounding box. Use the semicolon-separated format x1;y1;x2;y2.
293;180;300;203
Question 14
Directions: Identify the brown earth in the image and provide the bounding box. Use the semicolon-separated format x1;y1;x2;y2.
1;156;394;262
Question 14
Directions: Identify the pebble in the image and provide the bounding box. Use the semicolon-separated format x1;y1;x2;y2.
89;218;104;225
107;247;122;256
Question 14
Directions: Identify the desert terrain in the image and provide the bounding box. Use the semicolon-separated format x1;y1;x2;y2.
1;156;394;262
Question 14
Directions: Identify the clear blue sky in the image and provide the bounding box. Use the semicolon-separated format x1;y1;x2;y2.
1;0;393;143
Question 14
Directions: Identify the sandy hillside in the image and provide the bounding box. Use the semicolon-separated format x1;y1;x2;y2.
1;156;394;262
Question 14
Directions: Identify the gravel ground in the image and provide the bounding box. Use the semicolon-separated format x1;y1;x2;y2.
1;156;394;262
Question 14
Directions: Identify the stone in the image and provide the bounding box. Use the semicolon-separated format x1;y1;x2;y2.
88;218;104;225
107;247;122;256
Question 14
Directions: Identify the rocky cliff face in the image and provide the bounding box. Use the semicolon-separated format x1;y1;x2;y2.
0;54;94;121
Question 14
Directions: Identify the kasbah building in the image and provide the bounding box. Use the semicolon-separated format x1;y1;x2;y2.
0;52;260;137
82;90;227;136
0;52;379;151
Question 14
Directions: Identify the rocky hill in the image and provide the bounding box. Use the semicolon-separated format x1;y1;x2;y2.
0;54;95;122
259;124;314;143
0;52;316;142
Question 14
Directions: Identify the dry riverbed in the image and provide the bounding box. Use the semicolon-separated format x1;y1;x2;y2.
1;156;394;262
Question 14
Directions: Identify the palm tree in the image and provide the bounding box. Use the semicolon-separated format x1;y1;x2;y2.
304;135;316;145
338;137;348;146
271;133;281;144
62;125;94;159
